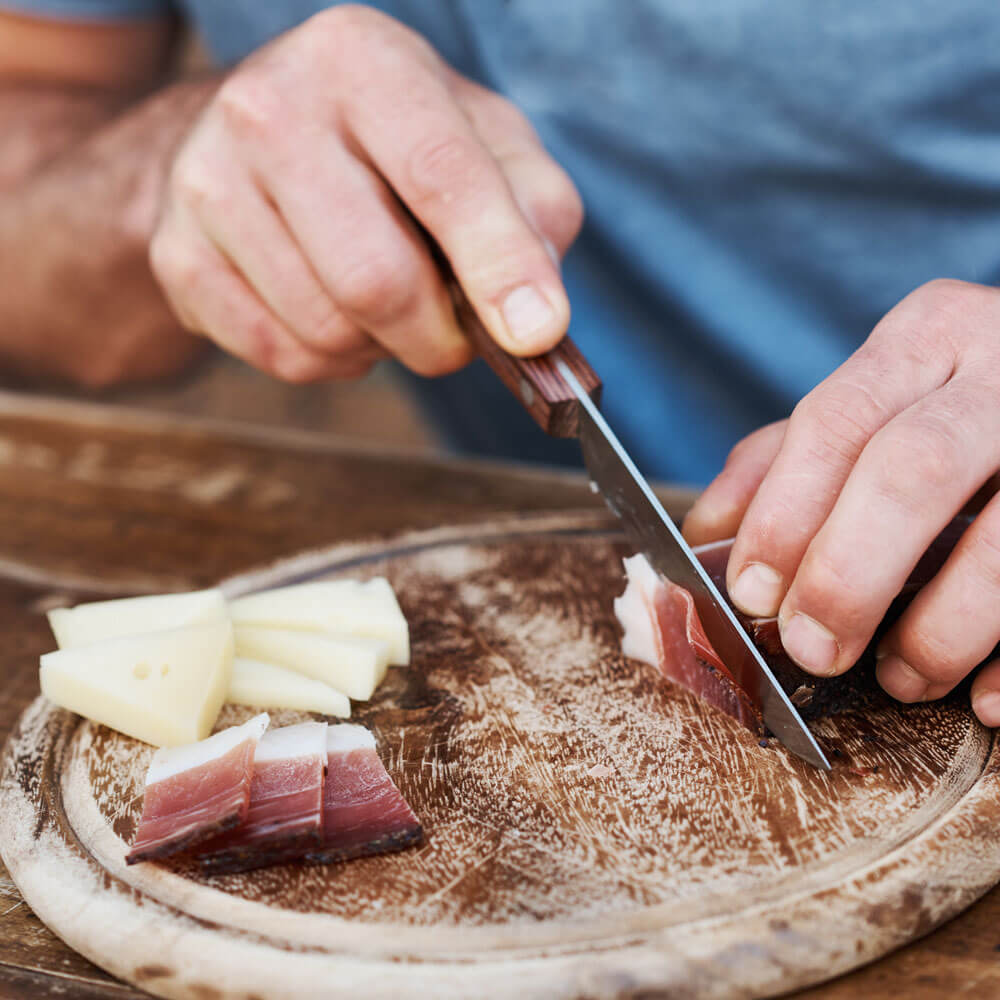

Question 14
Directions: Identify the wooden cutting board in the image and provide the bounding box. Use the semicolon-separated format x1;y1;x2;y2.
2;512;999;1000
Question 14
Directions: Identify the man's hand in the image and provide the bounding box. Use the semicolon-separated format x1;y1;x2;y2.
151;4;583;383
684;278;1000;726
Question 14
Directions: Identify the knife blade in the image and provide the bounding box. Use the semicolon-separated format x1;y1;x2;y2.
444;276;829;769
556;361;831;771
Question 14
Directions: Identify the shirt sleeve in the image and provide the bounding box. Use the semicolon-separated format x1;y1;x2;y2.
0;0;172;20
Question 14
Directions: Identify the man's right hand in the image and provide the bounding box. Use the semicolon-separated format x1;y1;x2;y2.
150;4;583;383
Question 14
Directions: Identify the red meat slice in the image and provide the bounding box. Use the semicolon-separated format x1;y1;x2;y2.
193;720;328;875
307;724;422;865
126;713;269;865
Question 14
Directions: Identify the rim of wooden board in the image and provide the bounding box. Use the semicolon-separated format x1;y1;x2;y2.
2;512;999;1000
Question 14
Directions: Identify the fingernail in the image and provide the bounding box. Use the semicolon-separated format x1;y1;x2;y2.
542;237;561;269
973;691;1000;727
875;654;928;702
730;563;784;617
780;613;839;675
501;284;557;345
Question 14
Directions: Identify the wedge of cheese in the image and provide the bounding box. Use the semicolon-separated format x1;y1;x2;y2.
234;626;389;701
48;589;227;650
227;658;350;718
228;578;409;665
40;620;234;747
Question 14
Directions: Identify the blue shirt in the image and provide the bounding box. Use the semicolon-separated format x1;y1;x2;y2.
9;0;1000;483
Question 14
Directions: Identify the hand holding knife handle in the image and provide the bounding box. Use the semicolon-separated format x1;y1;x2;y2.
443;278;602;438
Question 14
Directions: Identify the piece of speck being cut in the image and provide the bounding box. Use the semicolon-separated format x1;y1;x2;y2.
126;713;269;865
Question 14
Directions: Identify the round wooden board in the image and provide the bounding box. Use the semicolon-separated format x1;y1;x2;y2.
3;512;1000;1000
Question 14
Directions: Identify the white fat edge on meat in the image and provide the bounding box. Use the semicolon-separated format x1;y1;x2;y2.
146;713;269;786
254;720;328;763
325;724;376;754
613;554;659;668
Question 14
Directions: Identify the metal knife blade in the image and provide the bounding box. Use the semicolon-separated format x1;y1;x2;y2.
556;360;831;771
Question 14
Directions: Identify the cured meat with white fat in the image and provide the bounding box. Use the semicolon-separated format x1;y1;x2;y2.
194;721;328;875
614;554;760;730
616;516;976;730
307;725;422;865
126;713;269;865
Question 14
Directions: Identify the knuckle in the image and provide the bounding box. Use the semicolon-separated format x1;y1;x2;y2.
406;133;487;207
171;154;225;215
898;621;969;683
794;547;870;635
872;419;959;511
216;74;282;139
788;382;885;468
307;308;356;353
334;250;420;325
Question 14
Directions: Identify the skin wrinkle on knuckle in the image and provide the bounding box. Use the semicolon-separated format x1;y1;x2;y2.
405;132;492;212
333;249;421;326
216;75;284;140
894;623;972;685
788;382;887;468
172;155;229;217
788;546;871;639
868;420;963;515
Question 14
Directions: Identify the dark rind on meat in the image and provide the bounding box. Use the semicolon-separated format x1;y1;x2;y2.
196;828;323;876
125;809;245;866
304;823;424;866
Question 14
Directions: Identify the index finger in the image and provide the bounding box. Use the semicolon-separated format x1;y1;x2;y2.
341;67;570;357
725;297;957;619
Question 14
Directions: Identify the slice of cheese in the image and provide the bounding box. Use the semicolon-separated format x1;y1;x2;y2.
234;626;389;701
39;620;234;747
48;589;227;650
227;658;350;718
228;578;409;665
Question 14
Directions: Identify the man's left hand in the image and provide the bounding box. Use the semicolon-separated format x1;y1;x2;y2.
684;278;1000;727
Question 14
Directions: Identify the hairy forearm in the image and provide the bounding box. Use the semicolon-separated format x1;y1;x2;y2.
0;76;219;387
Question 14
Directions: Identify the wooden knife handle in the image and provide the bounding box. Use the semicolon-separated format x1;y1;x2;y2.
446;282;603;439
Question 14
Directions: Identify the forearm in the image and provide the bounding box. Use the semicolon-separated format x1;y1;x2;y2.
0;76;219;387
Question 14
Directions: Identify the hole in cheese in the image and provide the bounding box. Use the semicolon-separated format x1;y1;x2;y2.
133;663;151;680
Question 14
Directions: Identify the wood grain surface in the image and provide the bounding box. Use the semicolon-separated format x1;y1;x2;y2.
0;391;999;998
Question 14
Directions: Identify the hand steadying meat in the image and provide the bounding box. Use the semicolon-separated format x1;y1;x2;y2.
150;5;581;382
684;279;1000;727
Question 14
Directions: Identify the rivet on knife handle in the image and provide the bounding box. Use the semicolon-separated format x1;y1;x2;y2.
446;282;603;438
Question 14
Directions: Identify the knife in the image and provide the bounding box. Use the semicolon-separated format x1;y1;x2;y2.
449;288;830;770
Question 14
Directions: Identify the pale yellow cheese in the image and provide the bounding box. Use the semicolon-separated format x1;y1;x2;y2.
233;625;389;700
39;620;234;747
228;578;409;665
48;589;227;650
227;658;350;718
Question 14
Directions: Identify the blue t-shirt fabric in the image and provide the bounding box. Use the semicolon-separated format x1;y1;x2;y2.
7;1;1000;484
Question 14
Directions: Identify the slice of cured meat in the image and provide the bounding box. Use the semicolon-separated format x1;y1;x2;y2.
126;713;269;865
307;725;422;865
194;720;328;875
616;515;975;729
614;554;761;731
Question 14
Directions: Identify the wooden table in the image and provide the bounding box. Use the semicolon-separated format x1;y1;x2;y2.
0;391;997;999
